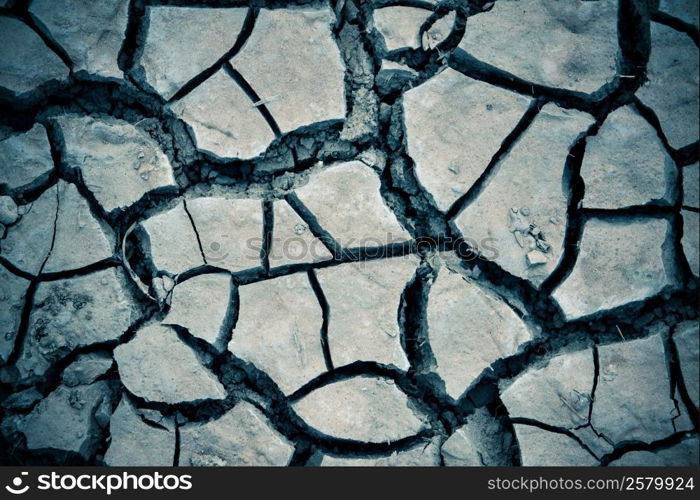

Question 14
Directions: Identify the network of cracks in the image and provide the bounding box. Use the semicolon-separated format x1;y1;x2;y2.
0;0;698;466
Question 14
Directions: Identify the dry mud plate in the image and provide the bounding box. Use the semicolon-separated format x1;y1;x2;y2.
0;0;698;467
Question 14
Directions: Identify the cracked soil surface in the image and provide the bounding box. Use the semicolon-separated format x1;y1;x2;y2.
0;0;698;467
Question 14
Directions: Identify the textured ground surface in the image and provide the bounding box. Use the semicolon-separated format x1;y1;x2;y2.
0;0;698;466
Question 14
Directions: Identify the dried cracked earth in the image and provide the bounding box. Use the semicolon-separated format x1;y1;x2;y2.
0;0;698;467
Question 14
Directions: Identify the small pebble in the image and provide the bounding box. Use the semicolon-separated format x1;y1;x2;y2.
526;250;547;266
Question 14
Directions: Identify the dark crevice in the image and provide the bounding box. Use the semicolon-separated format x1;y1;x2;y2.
42;119;114;226
668;209;693;284
21;10;75;71
617;0;652;82
665;332;685;434
1;169;58;205
118;0;148;76
6;281;40;368
135;408;172;433
223;63;283;137
218;277;239;349
5;184;59;367
399;260;437;375
510;417;601;462
261;200;273;272
182;199;208;266
37;256;122;282
373;0;435;10
0;256;35;281
599;431;696;466
539;124;595;296
378;99;450;241
446;98;543;221
631;96;682;163
668;323;700;429
288;442;316;467
167;7;258;103
284;192;343;259
173;416;181;466
579;205;677;219
289;362;403;403
573;346;613;447
307;269;333;371
651;10;700;47
87;378;122;465
448;50;594;114
675;141;699;167
589;346;600;426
